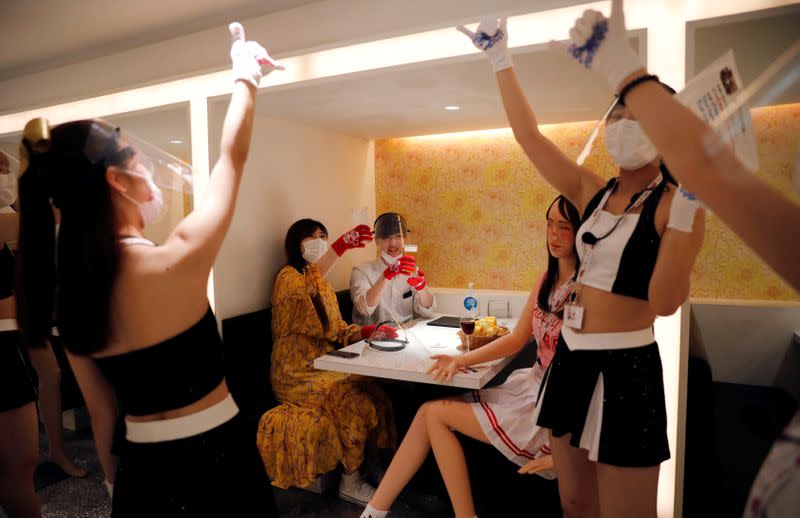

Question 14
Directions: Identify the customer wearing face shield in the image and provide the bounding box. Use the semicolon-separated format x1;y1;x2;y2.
350;213;435;326
459;13;705;517
261;218;396;505
554;1;800;516
15;23;281;516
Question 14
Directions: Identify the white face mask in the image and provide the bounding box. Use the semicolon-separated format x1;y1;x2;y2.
605;119;658;170
119;170;165;226
302;238;328;264
0;173;18;208
380;251;399;264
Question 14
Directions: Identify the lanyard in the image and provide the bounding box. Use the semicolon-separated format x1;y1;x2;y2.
572;174;663;302
534;278;574;344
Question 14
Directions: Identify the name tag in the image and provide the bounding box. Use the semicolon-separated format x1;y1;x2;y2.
563;303;584;329
403;290;413;299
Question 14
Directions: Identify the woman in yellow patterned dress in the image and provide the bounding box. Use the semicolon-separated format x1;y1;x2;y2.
258;218;396;505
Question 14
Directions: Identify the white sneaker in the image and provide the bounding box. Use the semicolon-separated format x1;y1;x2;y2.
338;470;376;505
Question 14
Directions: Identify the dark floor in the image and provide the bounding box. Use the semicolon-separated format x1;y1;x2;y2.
0;413;450;518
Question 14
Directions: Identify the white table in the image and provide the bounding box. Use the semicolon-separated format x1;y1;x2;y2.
314;316;518;389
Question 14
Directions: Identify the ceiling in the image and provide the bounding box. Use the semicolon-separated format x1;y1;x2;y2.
2;4;797;146
0;0;319;79
251;40;628;139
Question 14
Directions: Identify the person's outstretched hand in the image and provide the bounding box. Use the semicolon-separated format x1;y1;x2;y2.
229;22;284;88
457;18;513;72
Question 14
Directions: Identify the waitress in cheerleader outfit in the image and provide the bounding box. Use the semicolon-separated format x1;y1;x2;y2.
458;10;705;516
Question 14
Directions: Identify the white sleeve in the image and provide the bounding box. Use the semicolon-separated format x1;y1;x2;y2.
350;266;378;317
413;290;437;318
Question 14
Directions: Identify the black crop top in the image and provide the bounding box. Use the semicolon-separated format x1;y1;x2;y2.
0;244;14;299
575;178;668;301
94;307;224;416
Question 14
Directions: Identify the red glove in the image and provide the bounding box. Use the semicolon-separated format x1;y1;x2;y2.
407;268;427;291
383;255;416;280
331;225;373;256
360;324;399;340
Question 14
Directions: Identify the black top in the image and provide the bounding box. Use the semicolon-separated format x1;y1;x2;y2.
577;178;668;301
0;244;14;299
94;307;224;416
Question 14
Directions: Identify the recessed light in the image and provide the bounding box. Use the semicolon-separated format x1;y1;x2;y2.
444;105;460;111
170;139;183;144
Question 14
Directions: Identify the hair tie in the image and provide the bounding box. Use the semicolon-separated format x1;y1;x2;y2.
20;117;51;175
617;74;659;106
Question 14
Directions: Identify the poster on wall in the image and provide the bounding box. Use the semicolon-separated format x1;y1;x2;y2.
677;49;759;172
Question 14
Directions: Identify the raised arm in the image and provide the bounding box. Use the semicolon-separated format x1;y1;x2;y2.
625;81;800;290
166;23;283;270
314;225;374;277
458;19;604;211
555;0;800;290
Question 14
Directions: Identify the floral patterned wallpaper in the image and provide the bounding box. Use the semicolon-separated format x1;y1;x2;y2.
375;103;800;301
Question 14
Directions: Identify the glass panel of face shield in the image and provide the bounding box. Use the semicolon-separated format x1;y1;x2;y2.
365;317;410;352
99;125;195;242
680;42;800;188
374;212;418;273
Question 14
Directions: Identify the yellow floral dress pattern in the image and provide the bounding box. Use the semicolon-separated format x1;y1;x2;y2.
257;264;396;489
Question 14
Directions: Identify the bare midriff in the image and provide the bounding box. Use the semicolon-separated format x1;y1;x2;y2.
573;284;656;333
0;295;16;320
125;380;231;423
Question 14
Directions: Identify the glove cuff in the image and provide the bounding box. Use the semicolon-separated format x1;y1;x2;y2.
490;50;513;73
668;188;704;233
232;64;261;88
331;240;346;256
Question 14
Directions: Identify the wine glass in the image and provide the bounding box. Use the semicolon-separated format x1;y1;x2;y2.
460;315;476;353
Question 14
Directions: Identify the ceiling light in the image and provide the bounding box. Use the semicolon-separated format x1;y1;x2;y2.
170;139;183;144
444;105;460;111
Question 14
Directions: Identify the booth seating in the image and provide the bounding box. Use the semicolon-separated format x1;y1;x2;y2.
221;293;562;514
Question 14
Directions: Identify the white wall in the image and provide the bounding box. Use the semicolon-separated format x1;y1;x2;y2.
208;102;375;320
691;300;800;397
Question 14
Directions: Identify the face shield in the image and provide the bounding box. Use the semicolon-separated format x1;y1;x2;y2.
78;123;195;239
366;308;410;352
374;212;409;240
576;97;619;166
110;129;194;223
694;42;800;193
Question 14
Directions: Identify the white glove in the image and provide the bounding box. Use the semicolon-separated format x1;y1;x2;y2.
104;479;114;498
553;0;643;91
457;18;512;72
668;186;704;233
229;22;283;88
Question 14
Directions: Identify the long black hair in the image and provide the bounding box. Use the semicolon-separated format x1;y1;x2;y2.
283;218;330;332
537;195;581;315
17;119;129;354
